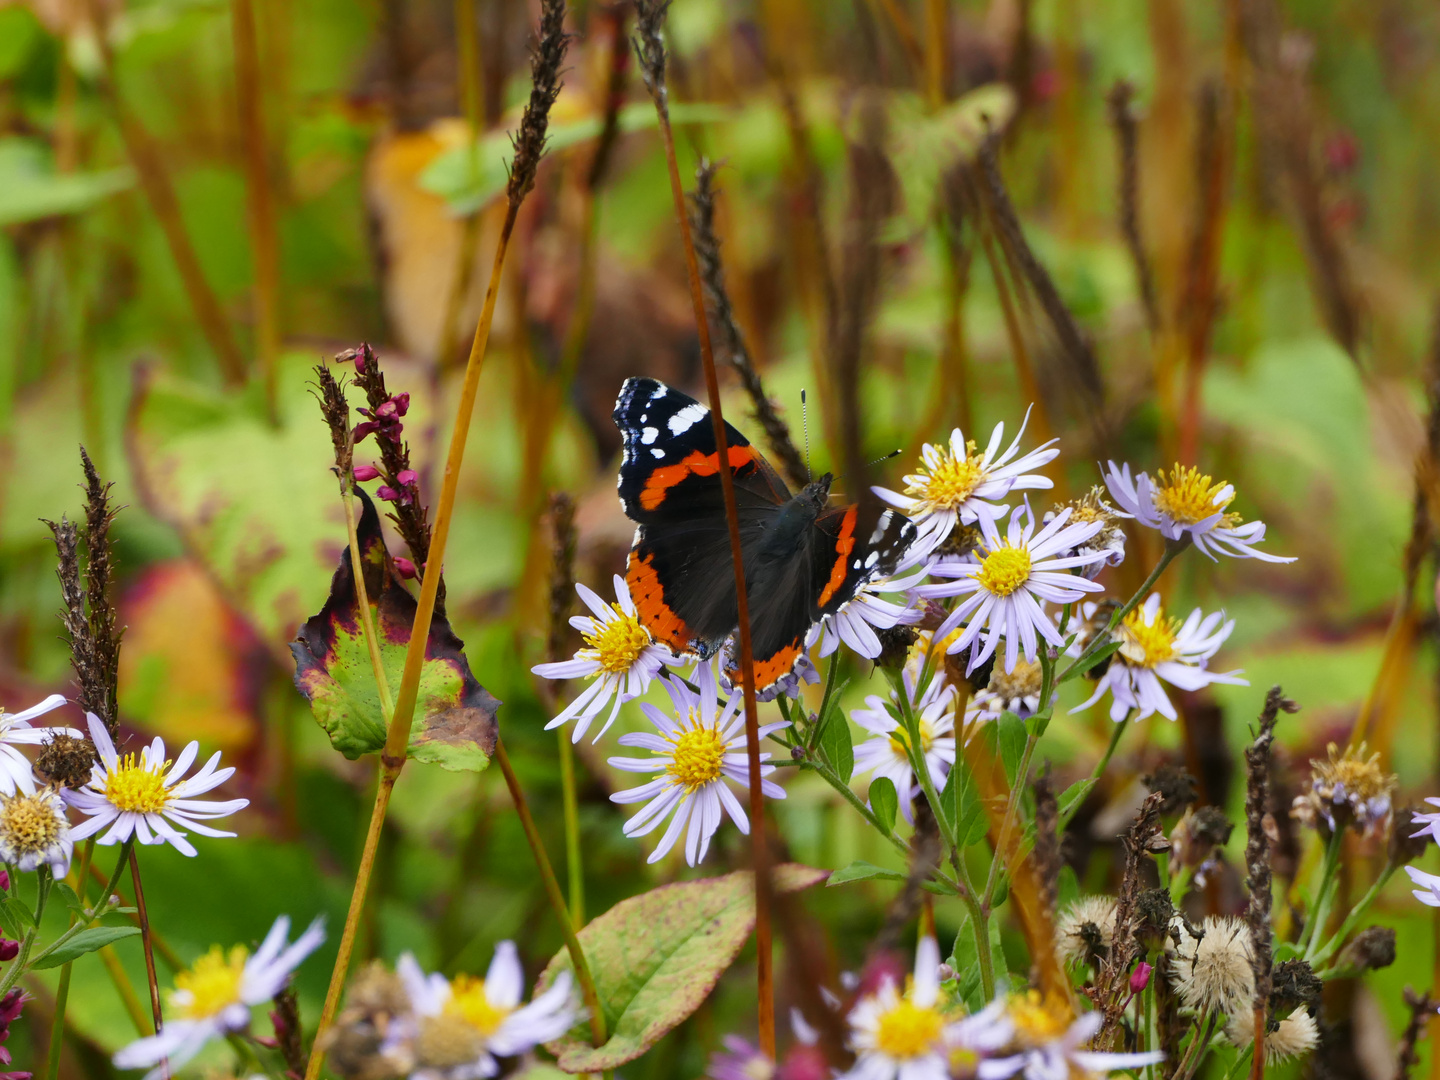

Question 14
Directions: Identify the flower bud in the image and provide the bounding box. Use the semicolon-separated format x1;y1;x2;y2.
353;464;381;482
397;469;418;487
1336;926;1396;975
376;486;400;503
391;392;410;417
1129;960;1153;993
394;557;418;579
0;871;9;892
0;940;17;962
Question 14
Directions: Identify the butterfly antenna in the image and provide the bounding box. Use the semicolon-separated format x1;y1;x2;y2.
829;449;902;492
801;389;811;482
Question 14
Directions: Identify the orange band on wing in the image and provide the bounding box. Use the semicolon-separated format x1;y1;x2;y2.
816;506;858;608
627;550;696;653
728;639;804;693
639;445;758;511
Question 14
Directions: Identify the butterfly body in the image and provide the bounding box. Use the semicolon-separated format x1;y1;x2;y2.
613;377;915;689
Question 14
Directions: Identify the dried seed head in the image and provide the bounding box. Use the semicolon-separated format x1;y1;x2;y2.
34;733;97;791
1269;958;1323;1014
632;0;671;107
320;963;413;1080
1144;763;1198;816
1133;887;1175;953
1291;741;1395;837
1225;1008;1319;1064
508;0;570;207
1169;914;1255;1015
1390;804;1434;865
1056;896;1117;970
1044;487;1126;577
1336;926;1396;974
1169;805;1233;885
875;625;920;670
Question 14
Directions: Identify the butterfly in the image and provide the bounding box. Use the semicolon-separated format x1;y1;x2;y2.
613;377;916;689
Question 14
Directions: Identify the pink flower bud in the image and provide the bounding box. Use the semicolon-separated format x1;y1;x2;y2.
353;347;368;372
391;392;410;417
353;464;381;482
376;486;400;502
0;941;17;963
1130;960;1153;994
397;469;418;486
0;871;9;892
394;557;418;579
352;421;378;444
376;400;397;419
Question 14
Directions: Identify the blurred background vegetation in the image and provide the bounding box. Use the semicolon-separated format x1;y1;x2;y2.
0;0;1437;1076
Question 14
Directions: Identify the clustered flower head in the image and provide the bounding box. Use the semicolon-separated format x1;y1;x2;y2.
323;941;580;1080
1290;741;1396;837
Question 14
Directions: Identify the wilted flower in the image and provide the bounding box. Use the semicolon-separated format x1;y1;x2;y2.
875;413;1059;559
532;576;679;743
608;664;786;866
1225;1009;1319;1064
1169;915;1254;1016
65;716;249;857
979;995;1163;1080
0;695;83;796
918;504;1107;675
1290;741;1395;836
0;784;72;876
1054;896;1116;970
1103;462;1294;563
972;657;1045;722
319;963;415;1080
1169;806;1233;888
1043;487;1126;577
397;942;578;1080
1071;595;1245;723
113;916;326;1080
852;671;957;824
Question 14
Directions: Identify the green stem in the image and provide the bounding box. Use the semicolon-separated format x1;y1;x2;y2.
22;841;134;978
1058;717;1129;832
888;669;959;852
981;731;1039;910
44;838;96;1080
1310;863;1397;972
0;868;54;999
799;758;911;859
1223;1045;1254;1080
810;653;843;753
1301;829;1347;961
556;730;585;927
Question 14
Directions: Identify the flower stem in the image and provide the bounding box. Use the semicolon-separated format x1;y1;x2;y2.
44;838;97;1080
0;868;52;999
982;731;1039;910
494;738;607;1047
557;729;585;926
129;847;167;1079
798;757;912;859
1301;829;1346;961
1058;718;1129;832
341;482;394;720
1310;863;1396;972
97;943;153;1034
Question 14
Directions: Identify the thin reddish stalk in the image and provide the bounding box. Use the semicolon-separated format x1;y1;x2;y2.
129;849;168;1080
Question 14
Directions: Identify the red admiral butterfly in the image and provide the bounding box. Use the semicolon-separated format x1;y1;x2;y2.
613;377;917;690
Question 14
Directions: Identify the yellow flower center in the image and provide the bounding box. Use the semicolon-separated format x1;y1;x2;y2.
988;656;1043;699
874;998;944;1059
665;715;726;792
103;754;171;813
1314;741;1395;804
1118;607;1180;668
1008;990;1068;1045
0;792;62;855
975;546;1032;597
907;441;985;510
172;945;248;1019
445;974;511;1037
583;606;652;675
1151;465;1234;525
888;719;936;761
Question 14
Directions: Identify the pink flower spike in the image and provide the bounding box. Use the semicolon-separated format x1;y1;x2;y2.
397;469;418;486
394;557;418;579
353;464;380;482
391;392;410;416
376;486;400;502
1130;960;1153;993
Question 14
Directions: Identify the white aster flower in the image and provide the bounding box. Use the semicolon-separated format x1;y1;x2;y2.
608;664;787;866
113;915;326;1080
1403;865;1440;907
64;715;249;857
1410;798;1440;845
845;936;971;1080
0;695;83;796
875;412;1059;559
852;671;957;824
0;784;73;876
979;997;1163;1080
1103;462;1294;563
397;942;578;1080
917;504;1107;674
1071;595;1246;723
813;566;928;660
532;576;679;743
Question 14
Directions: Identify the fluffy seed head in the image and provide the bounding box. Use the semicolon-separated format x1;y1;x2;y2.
1225;1009;1319;1063
1056;896;1117;969
1170;915;1255;1015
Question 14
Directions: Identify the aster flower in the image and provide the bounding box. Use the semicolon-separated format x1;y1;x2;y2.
718;642;819;703
972;657;1046;722
875;412;1059;558
979;996;1163;1080
396;941;578;1080
532;576;679;743
1410;797;1440;845
1042;488;1127;578
1290;741;1395;836
1403;865;1440;907
0;695;83;796
1103;462;1294;563
1168;915;1254;1016
0;784;72;876
917;504;1107;675
1054;896;1116;970
1071;595;1246;723
64;715;248;857
608;664;787;866
708;1035;775;1080
1225;1009;1319;1064
852;671;957;824
113;915;326;1080
812;566;928;660
845;936;981;1080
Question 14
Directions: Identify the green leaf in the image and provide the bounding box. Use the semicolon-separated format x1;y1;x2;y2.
1059;778;1095;819
818;705;854;785
0;138;133;226
1024;710;1051;738
827;861;905;886
53;883;83;914
32;926;142;969
1056;865;1080;909
541;864;827;1072
869;777;898;834
948;915;985;1012
998;712;1027;785
0;896;29;938
421;102;731;215
292;490;499;769
1060;640;1122;682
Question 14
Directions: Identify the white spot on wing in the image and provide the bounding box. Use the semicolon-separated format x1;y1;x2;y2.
651;448;665;459
641;427;659;444
649;384;669;402
668;403;707;435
